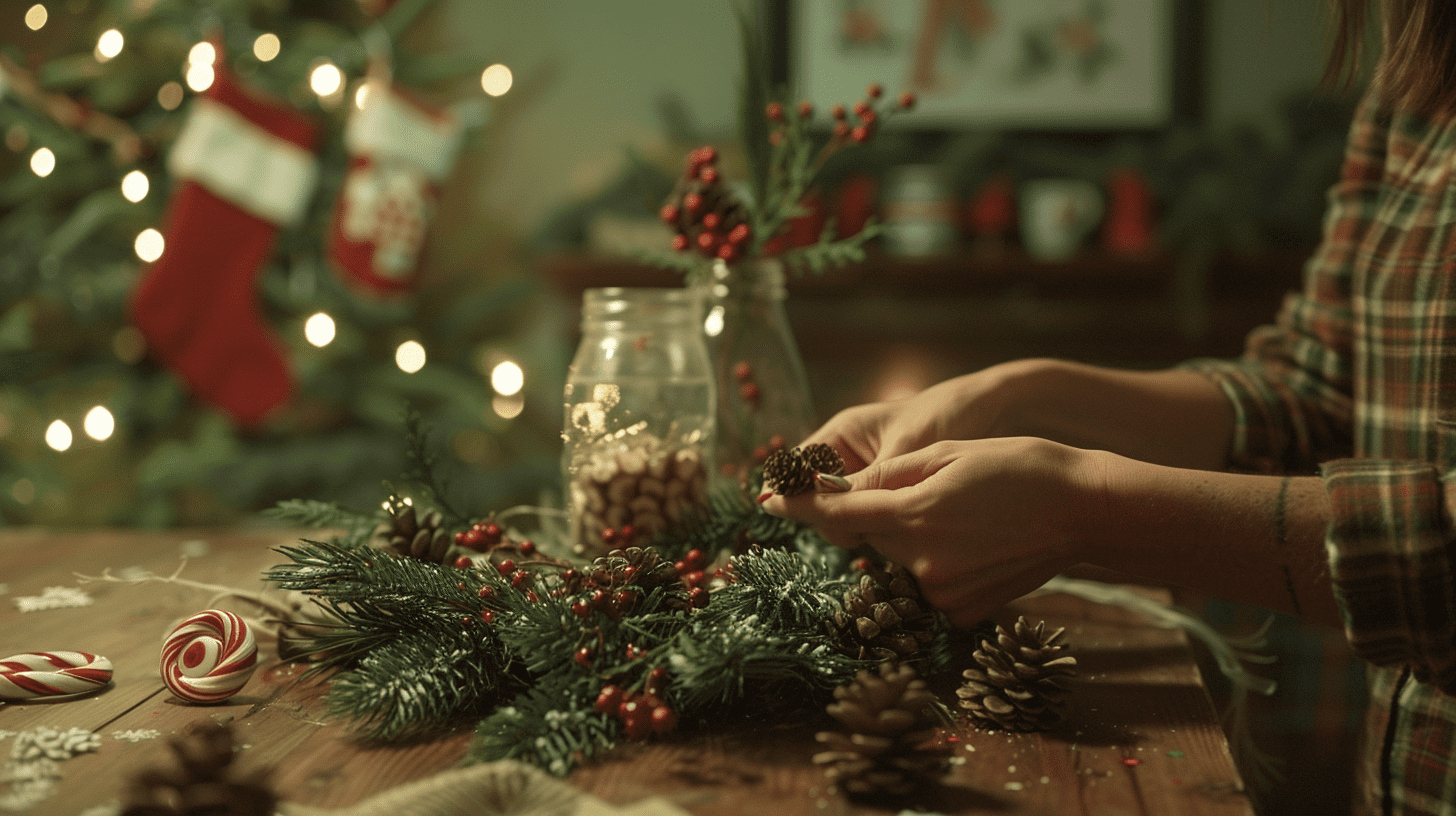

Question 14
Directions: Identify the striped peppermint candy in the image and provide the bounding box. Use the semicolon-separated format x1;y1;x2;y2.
161;609;257;704
0;651;114;700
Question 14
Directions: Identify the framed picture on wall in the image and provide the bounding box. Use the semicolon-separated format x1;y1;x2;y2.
794;0;1175;128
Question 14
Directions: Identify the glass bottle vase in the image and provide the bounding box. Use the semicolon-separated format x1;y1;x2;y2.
695;257;816;488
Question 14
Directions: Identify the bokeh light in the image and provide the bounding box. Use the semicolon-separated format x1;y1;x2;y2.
45;419;72;452
310;62;342;97
253;33;280;62
83;406;115;441
186;62;214;92
157;81;184;110
187;41;215;66
304;312;336;347
134;228;164;262
481;64;513;97
29;147;54;177
395;340;426;373
96;29;123;61
24;4;47;30
490;360;524;396
120;170;148;202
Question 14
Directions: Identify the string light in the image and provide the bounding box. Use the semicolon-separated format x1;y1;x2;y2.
83;406;115;441
481;64;513;97
134;228;164;262
44;419;72;452
157;81;184;110
492;395;525;419
253;33;280;62
395;340;426;373
354;81;371;110
23;4;46;30
120;170;148;202
95;29;123;62
29;147;54;177
490;360;524;396
185;61;214;92
303;312;335;347
309;62;342;97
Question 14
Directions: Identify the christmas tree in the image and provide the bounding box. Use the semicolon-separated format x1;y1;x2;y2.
0;0;563;527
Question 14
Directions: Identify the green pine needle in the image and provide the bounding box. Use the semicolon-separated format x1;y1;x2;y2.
468;680;619;776
262;499;375;531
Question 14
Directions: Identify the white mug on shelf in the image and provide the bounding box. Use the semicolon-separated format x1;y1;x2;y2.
1018;178;1104;262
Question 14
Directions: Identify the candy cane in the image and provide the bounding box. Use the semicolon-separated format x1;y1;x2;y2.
161;609;257;704
0;651;113;701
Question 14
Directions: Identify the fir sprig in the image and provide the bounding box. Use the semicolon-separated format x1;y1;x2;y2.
701;546;857;633
262;499;375;532
401;407;472;527
468;680;619;776
667;618;870;713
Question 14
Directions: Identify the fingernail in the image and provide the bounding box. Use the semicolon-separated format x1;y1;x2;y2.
756;490;773;504
815;473;852;493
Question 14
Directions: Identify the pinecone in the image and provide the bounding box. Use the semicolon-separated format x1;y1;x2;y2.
762;448;813;496
813;663;949;800
582;546;689;614
956;616;1078;732
799;442;845;477
121;721;275;816
375;496;452;564
829;561;939;662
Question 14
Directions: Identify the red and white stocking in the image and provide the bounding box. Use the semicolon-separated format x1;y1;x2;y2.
328;81;461;297
129;66;318;427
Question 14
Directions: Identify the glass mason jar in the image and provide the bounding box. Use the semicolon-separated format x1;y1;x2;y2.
696;257;817;488
562;288;715;556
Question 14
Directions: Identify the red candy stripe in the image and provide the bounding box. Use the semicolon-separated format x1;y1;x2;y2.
0;651;114;700
160;609;258;704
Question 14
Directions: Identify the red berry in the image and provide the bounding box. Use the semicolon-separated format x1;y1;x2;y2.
625;643;645;660
650;705;678;734
572;601;591;618
659;204;680;224
454;555;474;569
831;103;847;120
728;223;751;244
753;444;770;463
696;231;718;251
511;570;529;588
623;709;651;740
689;586;709;608
741;382;761;403
480;609;494;624
684;548;706;569
851;125;870;143
497;559;516;575
852;557;872;571
733;361;753;381
765;101;784;121
859;109;877;125
478;585;495;600
594;685;623;714
898;90;916;109
696;146;717;164
591;589;609;608
674;560;688;574
453;530;466;545
602;528;618;543
683;570;705;588
620;564;638;583
519;539;536;556
647;666;668;690
482;523;502;542
797;101;814;118
619;524;637;541
527;590;540;603
462;529;484;549
832;121;850;139
671;233;689;252
716;243;738;261
615;587;639;610
574;647;593;667
701;212;721;230
866;82;883;99
768;131;785;147
684;192;703;213
768;434;786;451
853;100;870;116
699;166;719;184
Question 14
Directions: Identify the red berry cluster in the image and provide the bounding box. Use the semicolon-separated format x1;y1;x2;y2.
593;668;677;739
661;146;753;262
752;433;787;466
452;517;543;571
568;583;641;622
734;360;761;410
673;547;711;609
600;524;644;548
819;83;916;145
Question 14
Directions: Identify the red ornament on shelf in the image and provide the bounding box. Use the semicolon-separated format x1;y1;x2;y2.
1102;167;1157;257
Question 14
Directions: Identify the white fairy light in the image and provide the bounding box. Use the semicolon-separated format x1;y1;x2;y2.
354;81;371;110
83;406;115;441
185;62;214;92
395;340;426;373
492;395;524;419
253;33;280;62
29;147;54;177
157;82;184;110
120;170;148;202
134;228;164;262
95;29;123;62
481;64;513;97
490;360;524;396
44;419;72;452
310;62;342;97
303;312;335;348
187;42;215;66
23;4;46;30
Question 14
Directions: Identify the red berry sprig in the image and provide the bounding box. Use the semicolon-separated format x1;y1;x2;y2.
593;672;679;740
661;146;753;262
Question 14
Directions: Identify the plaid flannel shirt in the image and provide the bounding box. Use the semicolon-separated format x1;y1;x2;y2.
1185;91;1456;816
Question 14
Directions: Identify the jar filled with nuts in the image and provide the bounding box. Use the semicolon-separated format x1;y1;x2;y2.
563;288;715;555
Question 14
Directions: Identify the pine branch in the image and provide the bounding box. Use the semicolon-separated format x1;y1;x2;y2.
468;679;619;776
667;618;869;714
779;221;882;277
262;499;375;531
401;408;472;527
701;546;857;634
734;0;773;219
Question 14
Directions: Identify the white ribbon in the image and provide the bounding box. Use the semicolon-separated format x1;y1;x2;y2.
168;97;318;226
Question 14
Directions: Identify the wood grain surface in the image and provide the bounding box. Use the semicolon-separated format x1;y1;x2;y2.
0;530;1255;815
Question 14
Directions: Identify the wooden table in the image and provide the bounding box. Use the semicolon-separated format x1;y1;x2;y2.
0;529;1255;815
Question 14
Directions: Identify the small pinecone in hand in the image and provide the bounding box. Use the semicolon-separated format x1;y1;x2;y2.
829;561;939;662
121;721;275;816
763;443;844;496
375;495;451;564
957;616;1078;732
813;663;949;800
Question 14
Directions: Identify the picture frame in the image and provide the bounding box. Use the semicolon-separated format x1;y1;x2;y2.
793;0;1175;129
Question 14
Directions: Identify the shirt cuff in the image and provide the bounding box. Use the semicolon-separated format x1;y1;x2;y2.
1178;359;1284;473
1321;458;1456;692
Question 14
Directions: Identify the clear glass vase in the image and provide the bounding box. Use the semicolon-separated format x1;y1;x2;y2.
695;257;817;488
562;288;715;556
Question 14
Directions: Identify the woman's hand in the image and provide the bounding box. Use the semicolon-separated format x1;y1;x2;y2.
760;436;1108;626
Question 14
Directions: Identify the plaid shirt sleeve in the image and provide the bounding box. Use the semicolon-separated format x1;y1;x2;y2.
1178;97;1384;475
1321;460;1456;693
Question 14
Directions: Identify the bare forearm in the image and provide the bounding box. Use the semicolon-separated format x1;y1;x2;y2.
977;359;1234;470
1087;452;1341;626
